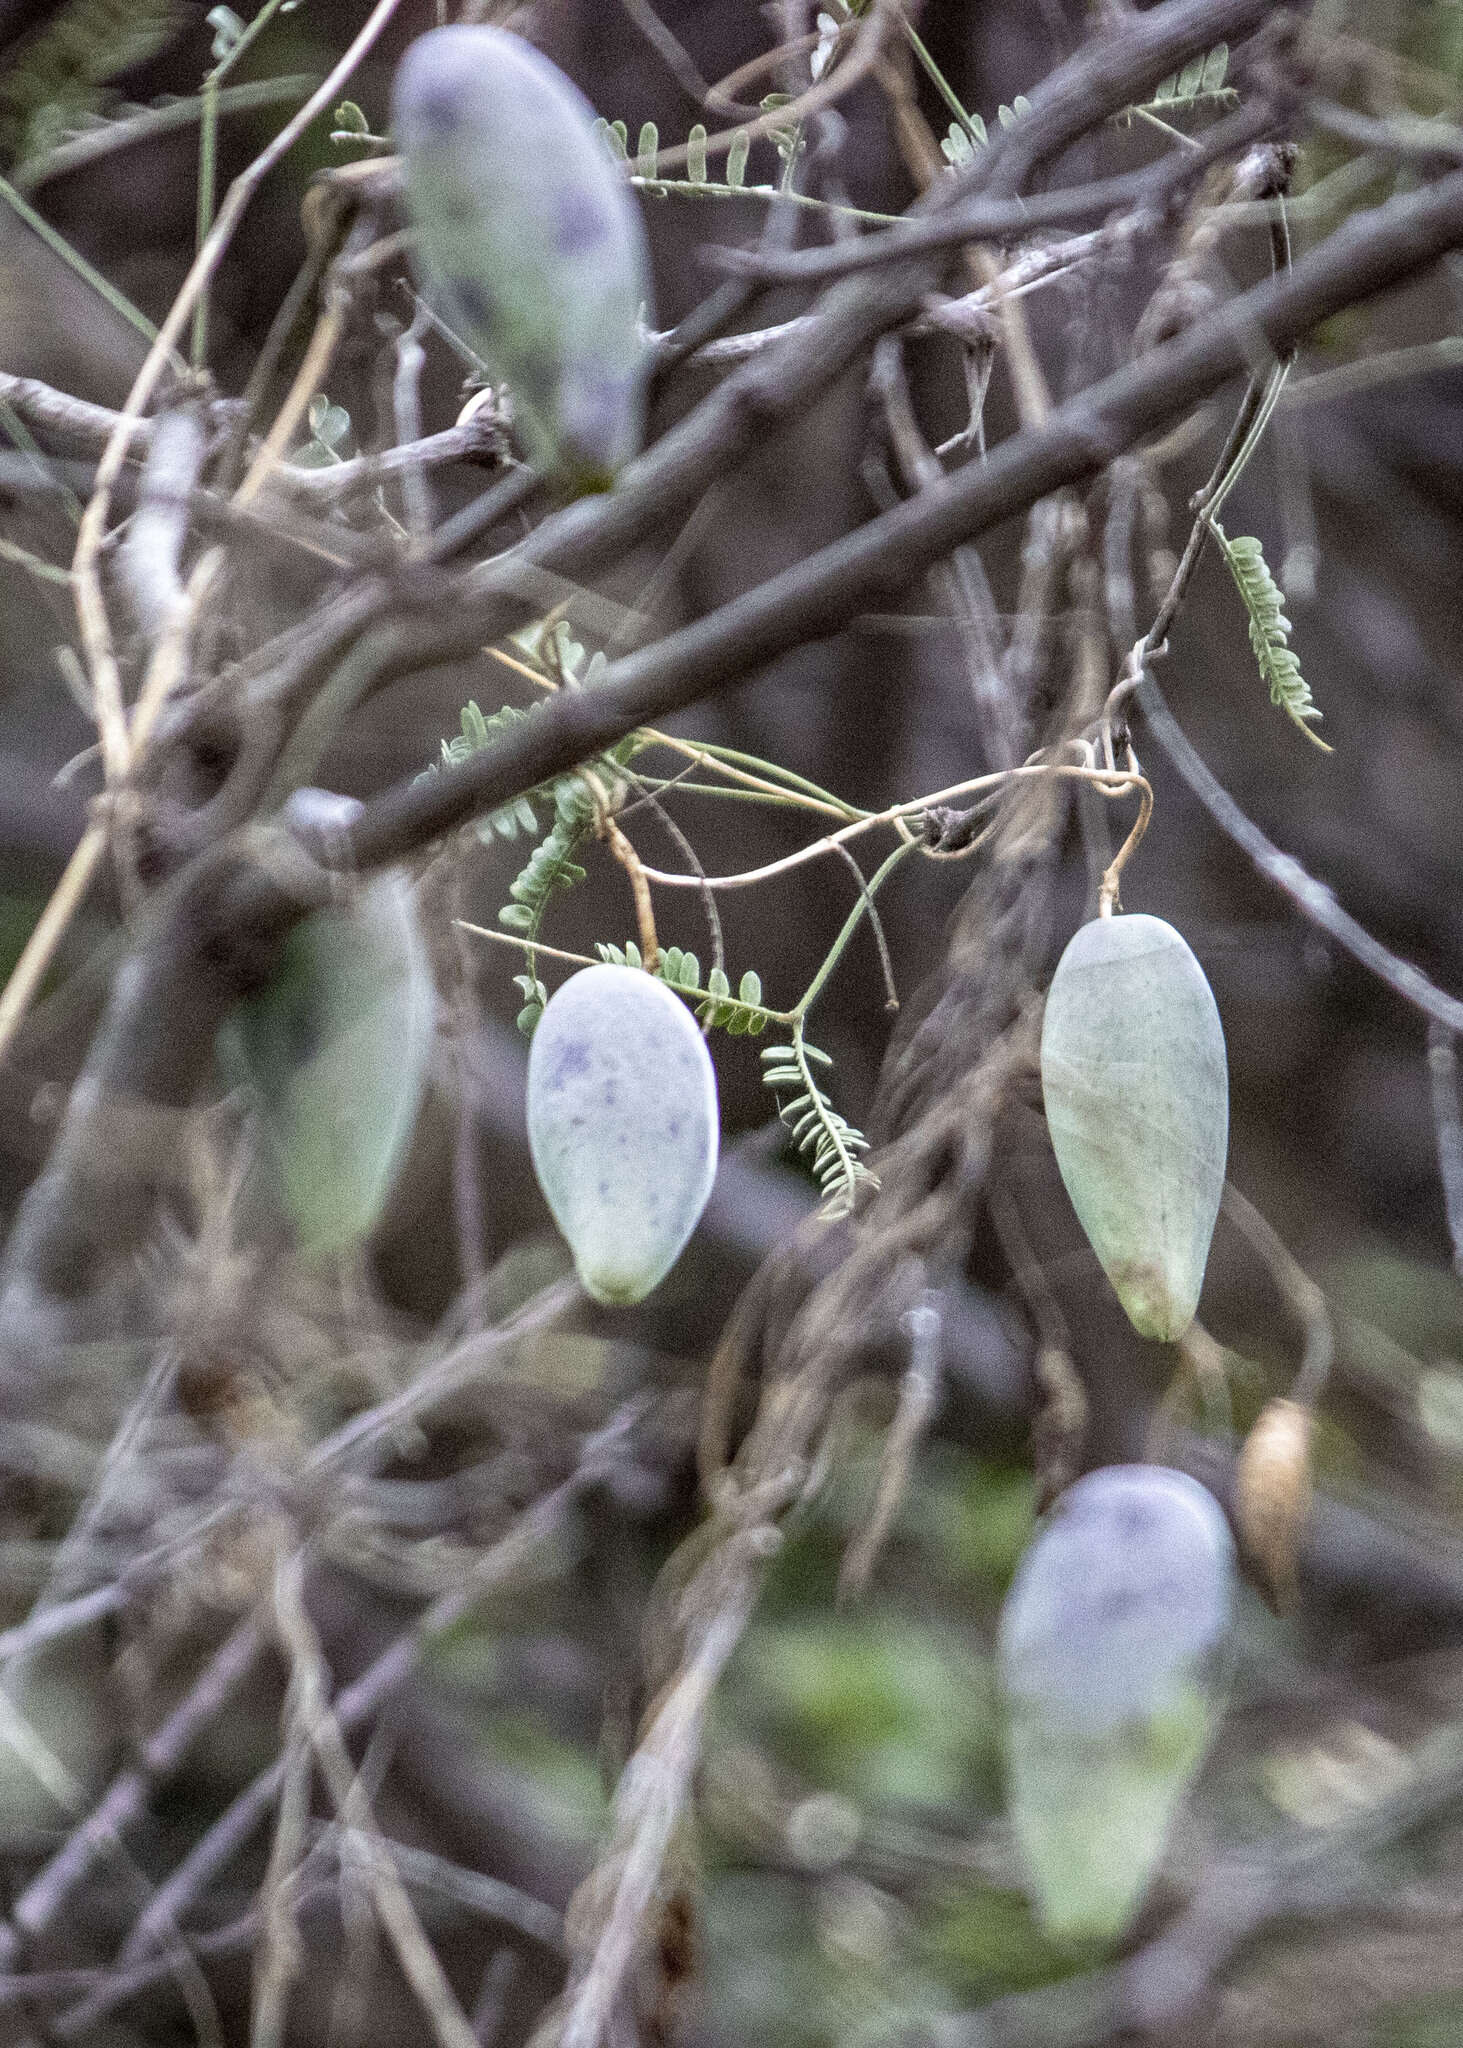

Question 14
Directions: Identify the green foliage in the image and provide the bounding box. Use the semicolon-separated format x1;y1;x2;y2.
595;112;756;194
920;1884;1096;2002
761;1031;876;1217
1212;524;1331;748
428;682;657;1036
1139;42;1234;115
913;1455;1038;1595
0;0;181;163
330;99;387;149
592;942;771;1034
431;701;542;844
729;1612;997;1811
498;779;593;958
594;937;645;969
699;964;769;1034
939;96;1031;167
287;393;353;470
511;973;549;1034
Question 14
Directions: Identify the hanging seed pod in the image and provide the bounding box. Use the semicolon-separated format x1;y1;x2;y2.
1235;1396;1313;1612
998;1464;1235;1943
1040;913;1228;1341
231;865;434;1259
527;965;719;1304
392;25;653;488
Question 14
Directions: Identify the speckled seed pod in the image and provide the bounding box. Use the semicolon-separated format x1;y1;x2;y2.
998;1465;1235;1941
392;25;652;486
526;965;719;1304
1040;913;1228;1342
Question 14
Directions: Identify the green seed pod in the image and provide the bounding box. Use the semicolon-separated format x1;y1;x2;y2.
392;25;653;488
998;1465;1235;1943
231;799;434;1258
1040;913;1227;1341
527;965;718;1304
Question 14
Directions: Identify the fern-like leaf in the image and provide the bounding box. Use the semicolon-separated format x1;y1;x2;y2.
424;701;543;842
696;965;768;1035
1149;43;1234;111
594;116;630;161
760;1031;876;1217
1117;43;1235;129
1212;525;1332;751
512;972;549;1035
940;96;1029;169
500;780;593;935
0;0;181;163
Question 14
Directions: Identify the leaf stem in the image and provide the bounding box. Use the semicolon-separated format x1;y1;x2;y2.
793;839;919;1020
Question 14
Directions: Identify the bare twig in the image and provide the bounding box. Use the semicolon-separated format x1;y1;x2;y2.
61;1406;644;2031
1137;677;1463;1038
0;1615;265;1971
838;1296;944;1600
1221;1182;1334;1405
1427;1024;1463;1277
272;1548;482;2048
70;0;409;787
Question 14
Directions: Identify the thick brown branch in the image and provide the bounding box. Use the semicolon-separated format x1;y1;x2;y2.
343;164;1463;872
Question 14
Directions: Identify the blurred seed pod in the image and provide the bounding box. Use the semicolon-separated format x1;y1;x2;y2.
230;795;435;1259
392;25;653;489
1235;1396;1313;1612
998;1464;1236;1942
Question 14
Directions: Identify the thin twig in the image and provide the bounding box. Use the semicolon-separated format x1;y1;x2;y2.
1137;676;1463;1038
1221;1182;1334;1406
0;1615;265;1970
838;1296;944;1600
1427;1025;1463;1278
70;0;409;788
272;1549;481;2048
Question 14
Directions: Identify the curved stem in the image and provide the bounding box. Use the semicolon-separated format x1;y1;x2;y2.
793;839;919;1021
1097;771;1154;915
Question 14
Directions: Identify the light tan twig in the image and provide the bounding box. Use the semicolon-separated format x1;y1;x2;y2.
602;815;660;973
272;1549;481;2048
70;0;408;789
236;300;347;506
251;1546;313;2048
0;824;106;1067
1221;1181;1334;1407
637;761;1150;892
838;1296;944;1601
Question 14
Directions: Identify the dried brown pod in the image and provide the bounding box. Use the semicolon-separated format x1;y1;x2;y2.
1235;1396;1314;1611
